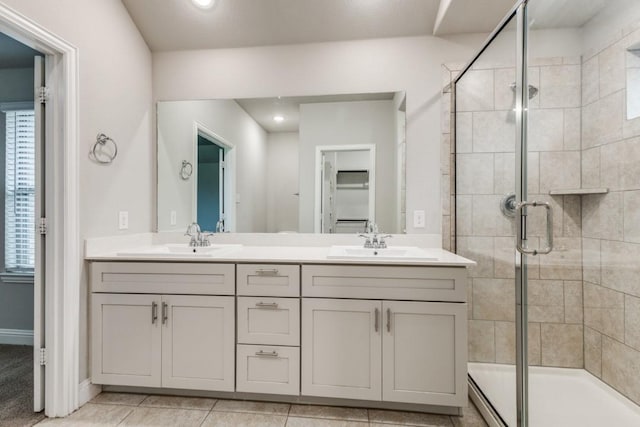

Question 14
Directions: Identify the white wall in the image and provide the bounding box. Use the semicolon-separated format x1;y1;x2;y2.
153;34;487;234
298;100;397;233
266;132;299;233
157;100;268;232
1;0;153;380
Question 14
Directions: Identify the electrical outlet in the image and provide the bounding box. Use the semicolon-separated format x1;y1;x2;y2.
170;210;177;226
413;210;425;228
118;211;129;230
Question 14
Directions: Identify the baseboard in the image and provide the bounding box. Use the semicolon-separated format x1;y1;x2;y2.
78;379;102;406
0;328;33;345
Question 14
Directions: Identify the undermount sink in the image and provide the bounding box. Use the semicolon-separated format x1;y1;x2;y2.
117;243;242;258
327;245;438;260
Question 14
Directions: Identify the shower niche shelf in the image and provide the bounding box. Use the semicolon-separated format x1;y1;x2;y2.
548;188;609;196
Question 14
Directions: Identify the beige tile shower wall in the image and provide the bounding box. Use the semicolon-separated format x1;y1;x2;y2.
443;58;584;368
581;22;640;406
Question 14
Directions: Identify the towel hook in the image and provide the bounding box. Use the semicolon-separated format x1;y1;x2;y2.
180;160;193;180
89;133;117;164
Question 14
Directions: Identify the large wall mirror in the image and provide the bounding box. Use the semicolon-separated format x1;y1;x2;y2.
157;91;406;234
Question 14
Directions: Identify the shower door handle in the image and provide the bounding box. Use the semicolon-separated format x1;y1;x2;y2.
515;201;553;256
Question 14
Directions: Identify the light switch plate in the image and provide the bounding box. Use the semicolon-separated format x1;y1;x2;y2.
170;210;177;226
413;210;425;228
118;211;129;230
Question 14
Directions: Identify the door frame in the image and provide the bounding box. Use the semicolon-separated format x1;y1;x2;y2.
313;144;376;233
192;121;236;232
0;3;80;418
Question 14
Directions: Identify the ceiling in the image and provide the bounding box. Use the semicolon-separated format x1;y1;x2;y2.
0;33;42;69
121;0;441;51
236;92;396;133
433;0;517;35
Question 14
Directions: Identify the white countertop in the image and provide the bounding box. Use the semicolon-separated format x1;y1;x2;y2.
85;243;475;267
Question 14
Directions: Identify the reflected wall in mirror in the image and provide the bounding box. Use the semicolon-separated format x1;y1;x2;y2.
157;92;406;234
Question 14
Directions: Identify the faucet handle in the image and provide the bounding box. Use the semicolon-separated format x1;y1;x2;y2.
200;232;215;247
358;233;373;248
378;234;392;248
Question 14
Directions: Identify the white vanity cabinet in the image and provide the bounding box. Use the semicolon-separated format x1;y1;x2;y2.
91;263;236;392
301;265;468;407
236;263;301;395
89;258;469;412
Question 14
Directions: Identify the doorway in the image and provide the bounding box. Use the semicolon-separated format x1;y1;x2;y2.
194;124;235;232
315;145;376;234
196;135;224;232
0;32;45;424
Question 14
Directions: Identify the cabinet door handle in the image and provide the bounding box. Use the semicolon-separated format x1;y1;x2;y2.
255;302;279;309
151;302;158;324
374;307;379;332
162;302;168;325
255;350;279;357
255;268;279;276
386;308;391;333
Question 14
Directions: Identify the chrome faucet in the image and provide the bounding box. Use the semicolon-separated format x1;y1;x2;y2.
358;222;392;249
185;222;215;247
185;222;201;247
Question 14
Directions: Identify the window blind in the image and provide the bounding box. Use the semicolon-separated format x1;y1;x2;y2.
5;110;35;271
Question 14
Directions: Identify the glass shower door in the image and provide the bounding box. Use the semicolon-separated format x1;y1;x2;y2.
454;8;522;427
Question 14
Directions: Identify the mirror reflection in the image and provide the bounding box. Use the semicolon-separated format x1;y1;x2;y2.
157;92;406;234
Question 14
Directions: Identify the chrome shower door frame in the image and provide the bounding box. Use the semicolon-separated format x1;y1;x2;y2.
452;1;531;426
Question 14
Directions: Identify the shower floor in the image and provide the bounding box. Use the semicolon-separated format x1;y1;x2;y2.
469;362;640;427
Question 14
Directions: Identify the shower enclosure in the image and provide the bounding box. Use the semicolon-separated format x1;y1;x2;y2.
443;0;640;426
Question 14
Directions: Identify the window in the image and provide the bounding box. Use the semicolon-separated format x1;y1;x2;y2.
4;109;35;272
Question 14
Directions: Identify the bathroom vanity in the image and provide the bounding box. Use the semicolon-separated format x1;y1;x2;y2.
87;244;472;414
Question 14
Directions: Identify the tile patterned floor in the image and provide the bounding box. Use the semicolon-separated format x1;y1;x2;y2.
34;393;488;426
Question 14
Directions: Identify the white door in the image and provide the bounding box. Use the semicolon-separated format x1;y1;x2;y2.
382;301;467;406
301;298;382;400
91;294;162;387
161;295;234;391
33;55;45;412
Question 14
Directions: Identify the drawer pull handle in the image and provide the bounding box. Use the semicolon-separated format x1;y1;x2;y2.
151;302;158;324
256;302;279;309
255;350;279;357
162;302;168;325
386;308;391;333
256;268;279;276
374;307;379;332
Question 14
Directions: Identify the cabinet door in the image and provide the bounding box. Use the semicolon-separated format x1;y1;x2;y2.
91;294;161;387
161;295;235;391
382;301;467;406
302;298;382;400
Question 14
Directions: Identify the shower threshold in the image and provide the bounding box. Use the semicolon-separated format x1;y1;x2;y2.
469;362;640;427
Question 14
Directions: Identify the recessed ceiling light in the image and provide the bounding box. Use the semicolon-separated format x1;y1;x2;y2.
273;115;285;123
191;0;215;9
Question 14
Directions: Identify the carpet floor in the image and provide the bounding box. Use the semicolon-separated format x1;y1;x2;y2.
0;345;44;427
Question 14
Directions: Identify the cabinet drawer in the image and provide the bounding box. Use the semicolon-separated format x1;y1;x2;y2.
237;297;300;346
236;344;300;396
237;264;300;297
91;262;235;295
302;265;466;302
